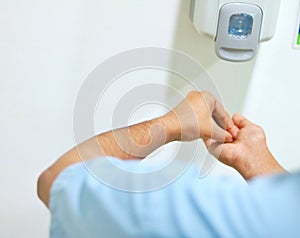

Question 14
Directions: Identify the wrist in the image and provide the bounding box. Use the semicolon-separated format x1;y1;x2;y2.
159;112;181;143
237;151;287;180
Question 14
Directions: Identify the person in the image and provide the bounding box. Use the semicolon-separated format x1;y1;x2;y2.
37;91;300;238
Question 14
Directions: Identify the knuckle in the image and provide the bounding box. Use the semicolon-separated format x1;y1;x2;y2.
202;90;211;98
201;91;214;107
255;125;265;134
187;90;199;99
254;126;266;141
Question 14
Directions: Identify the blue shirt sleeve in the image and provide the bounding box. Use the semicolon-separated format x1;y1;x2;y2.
49;157;300;238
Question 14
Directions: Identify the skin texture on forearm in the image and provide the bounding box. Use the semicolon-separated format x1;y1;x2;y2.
37;89;288;210
37;116;172;207
97;118;169;159
37;91;236;207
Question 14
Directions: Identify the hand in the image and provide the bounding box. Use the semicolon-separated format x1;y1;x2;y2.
205;114;286;180
163;91;238;143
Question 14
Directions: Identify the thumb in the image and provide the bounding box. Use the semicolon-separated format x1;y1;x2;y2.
211;120;233;143
233;113;252;129
204;138;237;165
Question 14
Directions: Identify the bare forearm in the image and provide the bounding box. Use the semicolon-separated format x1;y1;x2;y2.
37;90;234;207
96;116;176;159
58;116;173;166
37;115;175;206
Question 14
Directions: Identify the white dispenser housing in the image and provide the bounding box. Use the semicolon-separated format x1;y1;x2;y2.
191;0;281;62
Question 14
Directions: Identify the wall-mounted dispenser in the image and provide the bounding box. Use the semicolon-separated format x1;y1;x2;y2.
191;0;281;62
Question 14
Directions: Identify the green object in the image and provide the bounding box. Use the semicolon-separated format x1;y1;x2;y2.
298;34;300;45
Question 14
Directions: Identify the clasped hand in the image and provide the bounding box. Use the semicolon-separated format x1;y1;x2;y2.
163;91;285;180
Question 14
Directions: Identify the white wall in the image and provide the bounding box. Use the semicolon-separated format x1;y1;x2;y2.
243;0;300;172
1;0;300;237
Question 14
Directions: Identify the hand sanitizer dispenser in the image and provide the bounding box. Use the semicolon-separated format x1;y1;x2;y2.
191;0;281;62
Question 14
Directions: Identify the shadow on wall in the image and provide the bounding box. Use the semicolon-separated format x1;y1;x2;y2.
168;0;257;115
163;0;258;176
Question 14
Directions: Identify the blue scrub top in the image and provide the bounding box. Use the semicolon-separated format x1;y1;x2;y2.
49;157;300;238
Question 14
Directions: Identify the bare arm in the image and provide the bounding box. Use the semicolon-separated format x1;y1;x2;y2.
37;91;235;207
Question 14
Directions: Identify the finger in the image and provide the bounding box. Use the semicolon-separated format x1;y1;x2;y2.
213;101;233;128
233;113;252;129
206;94;237;136
210;120;233;143
212;102;239;139
229;125;239;139
204;139;237;163
201;91;238;139
212;101;240;139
